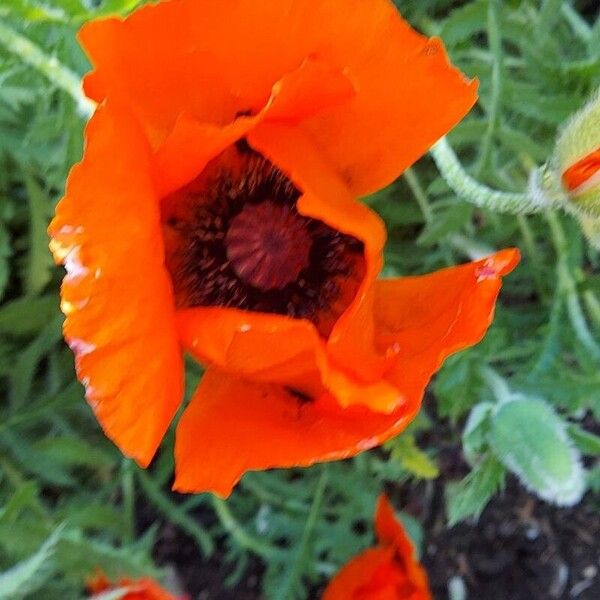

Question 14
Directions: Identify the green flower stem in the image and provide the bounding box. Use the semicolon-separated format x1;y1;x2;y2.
120;460;135;545
429;137;547;214
561;3;592;40
274;467;329;600
242;474;309;514
539;0;564;36
546;212;600;361
137;470;214;557
212;496;279;561
583;290;600;330
0;21;95;118
404;167;433;223
477;0;503;175
516;215;549;301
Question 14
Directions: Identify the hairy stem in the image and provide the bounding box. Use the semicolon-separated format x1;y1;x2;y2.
430;137;547;214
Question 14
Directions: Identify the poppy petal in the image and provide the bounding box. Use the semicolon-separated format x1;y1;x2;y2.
321;547;398;600
48;102;183;467
153;55;355;197
324;495;432;600
247;122;388;382
173;369;417;497
176;308;403;412
79;0;476;194
375;496;430;594
375;249;520;397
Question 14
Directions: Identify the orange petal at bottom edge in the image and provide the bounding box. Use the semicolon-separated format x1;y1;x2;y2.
173;369;421;497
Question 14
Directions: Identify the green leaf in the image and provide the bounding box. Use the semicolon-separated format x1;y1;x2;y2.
0;482;43;524
440;0;487;46
568;424;600;455
10;315;63;408
0;294;58;335
387;434;439;480
0;526;62;600
434;351;484;421
490;396;585;506
0;219;10;302
417;202;473;246
462;402;494;464
33;436;115;469
23;173;54;297
446;455;505;526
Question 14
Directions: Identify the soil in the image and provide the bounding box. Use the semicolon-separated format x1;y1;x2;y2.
421;479;600;600
143;470;599;600
140;407;599;600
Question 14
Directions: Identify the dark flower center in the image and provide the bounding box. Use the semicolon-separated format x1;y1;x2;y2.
161;142;365;337
226;200;312;290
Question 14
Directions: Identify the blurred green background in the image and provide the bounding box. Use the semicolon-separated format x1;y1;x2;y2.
0;1;599;598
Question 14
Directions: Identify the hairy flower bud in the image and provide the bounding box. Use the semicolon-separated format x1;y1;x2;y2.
554;88;600;216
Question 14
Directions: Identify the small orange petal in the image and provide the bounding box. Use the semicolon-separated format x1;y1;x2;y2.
562;147;600;194
323;495;432;600
375;496;430;595
322;547;398;600
375;249;520;394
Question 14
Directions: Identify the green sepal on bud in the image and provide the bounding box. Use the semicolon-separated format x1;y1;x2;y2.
530;88;600;246
554;87;600;215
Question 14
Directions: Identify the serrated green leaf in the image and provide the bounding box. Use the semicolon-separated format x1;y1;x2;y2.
434;351;484;421
9;315;63;408
0;294;58;335
568;424;600;455
0;219;10;302
33;436;115;469
446;455;505;526
440;0;487;46
0;482;42;524
462;402;494;464
23;173;54;296
0;526;62;600
490;397;585;506
417;202;473;246
387;434;439;479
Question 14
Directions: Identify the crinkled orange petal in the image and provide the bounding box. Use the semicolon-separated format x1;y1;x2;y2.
322;547;398;600
79;0;476;194
375;496;431;596
172;120;394;410
88;572;184;600
375;249;520;397
48;101;183;467
153;55;355;197
323;495;431;600
176;308;403;412
173;369;417;497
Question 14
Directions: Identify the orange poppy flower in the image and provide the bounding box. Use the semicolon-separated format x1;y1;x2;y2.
49;0;518;496
87;571;187;600
323;495;431;600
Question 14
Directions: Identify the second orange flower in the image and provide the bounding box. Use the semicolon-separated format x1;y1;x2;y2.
49;0;518;496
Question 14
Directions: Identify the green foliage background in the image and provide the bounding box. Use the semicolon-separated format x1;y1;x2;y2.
0;0;599;598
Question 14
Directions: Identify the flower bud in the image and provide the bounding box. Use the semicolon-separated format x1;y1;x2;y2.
554;88;600;216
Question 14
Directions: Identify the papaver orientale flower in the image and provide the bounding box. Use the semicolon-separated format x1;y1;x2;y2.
49;0;518;496
323;494;431;599
87;571;187;600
